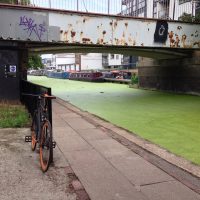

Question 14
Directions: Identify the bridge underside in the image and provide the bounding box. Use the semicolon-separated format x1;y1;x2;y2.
0;5;200;58
28;42;193;59
0;5;199;99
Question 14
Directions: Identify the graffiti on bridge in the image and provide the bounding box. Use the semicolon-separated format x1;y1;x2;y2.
154;21;168;43
19;16;46;41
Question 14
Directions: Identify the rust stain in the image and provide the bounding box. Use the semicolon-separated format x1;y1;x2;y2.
128;35;136;46
125;22;128;28
82;38;91;44
193;42;200;47
80;31;83;41
169;31;175;47
175;35;180;47
64;31;68;41
115;38;120;45
97;38;104;45
71;31;76;38
119;31;126;45
60;30;68;42
181;34;187;48
114;21;118;29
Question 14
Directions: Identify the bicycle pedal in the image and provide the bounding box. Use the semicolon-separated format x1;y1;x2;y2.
25;136;32;142
52;141;56;148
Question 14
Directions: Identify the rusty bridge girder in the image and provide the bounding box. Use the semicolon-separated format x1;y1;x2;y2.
0;5;200;58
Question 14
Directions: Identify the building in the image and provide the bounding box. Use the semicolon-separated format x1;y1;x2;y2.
121;0;198;20
196;0;200;15
121;0;198;70
43;53;124;71
102;54;124;69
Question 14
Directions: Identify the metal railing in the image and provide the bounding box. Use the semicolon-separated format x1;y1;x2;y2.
20;79;53;125
0;0;199;20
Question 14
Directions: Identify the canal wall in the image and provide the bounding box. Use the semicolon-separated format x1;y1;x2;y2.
138;52;200;95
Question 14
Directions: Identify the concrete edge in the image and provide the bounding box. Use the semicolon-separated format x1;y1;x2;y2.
0;128;30;132
55;97;200;179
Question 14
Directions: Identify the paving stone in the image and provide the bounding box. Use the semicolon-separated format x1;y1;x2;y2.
53;126;78;138
52;107;66;114
108;151;174;186
65;149;148;200
141;181;200;200
91;139;131;158
77;128;110;141
56;132;92;152
53;117;68;128
64;118;96;130
60;113;81;120
53;104;72;114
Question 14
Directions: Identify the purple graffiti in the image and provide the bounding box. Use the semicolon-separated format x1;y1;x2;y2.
19;16;46;41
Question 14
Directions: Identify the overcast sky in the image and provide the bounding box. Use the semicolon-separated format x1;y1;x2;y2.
31;0;123;14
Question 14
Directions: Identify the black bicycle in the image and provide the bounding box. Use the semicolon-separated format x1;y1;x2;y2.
24;93;56;172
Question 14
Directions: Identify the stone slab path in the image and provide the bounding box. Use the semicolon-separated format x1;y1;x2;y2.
52;100;200;200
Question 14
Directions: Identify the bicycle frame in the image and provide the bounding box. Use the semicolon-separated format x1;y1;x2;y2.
34;96;49;145
24;92;56;172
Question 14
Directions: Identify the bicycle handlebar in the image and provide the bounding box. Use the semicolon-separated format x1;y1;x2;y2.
21;93;56;99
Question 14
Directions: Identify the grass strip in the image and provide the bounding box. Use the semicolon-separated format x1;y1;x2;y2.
0;101;30;128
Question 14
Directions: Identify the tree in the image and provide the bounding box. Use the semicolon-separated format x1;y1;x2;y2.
179;12;200;23
194;12;200;23
28;54;44;69
0;0;30;5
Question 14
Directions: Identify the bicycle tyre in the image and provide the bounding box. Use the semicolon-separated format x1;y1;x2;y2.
39;120;52;172
31;113;37;151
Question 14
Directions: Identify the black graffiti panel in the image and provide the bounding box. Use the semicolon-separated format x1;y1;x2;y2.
154;21;168;43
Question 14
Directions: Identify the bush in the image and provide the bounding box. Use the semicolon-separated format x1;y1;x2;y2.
131;74;138;85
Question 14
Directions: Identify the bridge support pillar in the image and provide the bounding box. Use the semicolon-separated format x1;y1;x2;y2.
19;48;28;80
0;42;28;100
138;52;200;95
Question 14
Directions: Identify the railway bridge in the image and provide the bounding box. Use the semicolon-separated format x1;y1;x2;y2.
0;3;200;99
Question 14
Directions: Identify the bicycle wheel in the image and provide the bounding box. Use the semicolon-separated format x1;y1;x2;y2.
31;113;37;151
39;120;52;172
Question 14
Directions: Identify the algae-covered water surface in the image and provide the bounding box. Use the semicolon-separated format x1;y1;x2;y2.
29;76;200;164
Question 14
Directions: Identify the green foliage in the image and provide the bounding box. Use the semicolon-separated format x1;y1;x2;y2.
194;12;200;23
28;54;44;69
0;103;30;128
179;12;200;23
0;0;30;5
131;73;138;85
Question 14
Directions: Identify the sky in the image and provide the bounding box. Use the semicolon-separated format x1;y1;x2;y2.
31;0;123;14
